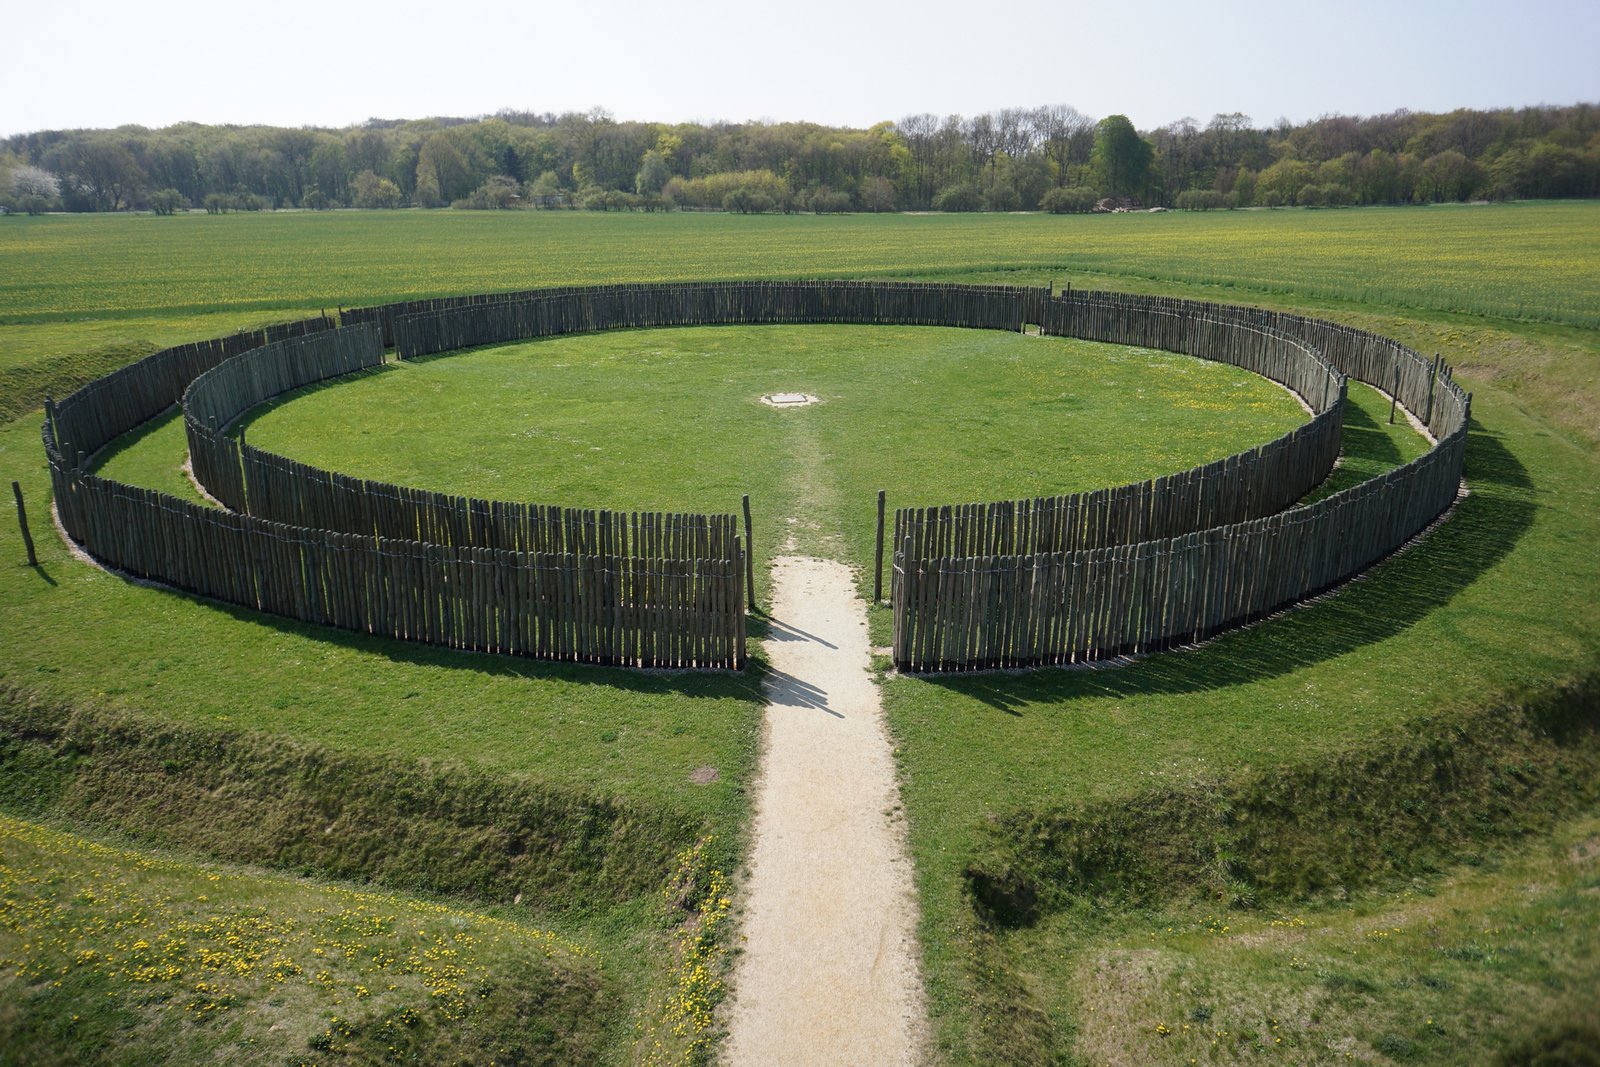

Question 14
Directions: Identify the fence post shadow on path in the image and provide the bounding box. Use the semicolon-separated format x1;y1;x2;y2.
915;423;1534;713
759;617;839;650
757;666;843;718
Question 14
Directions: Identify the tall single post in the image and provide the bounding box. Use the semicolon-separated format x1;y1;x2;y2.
1423;353;1440;428
1389;359;1400;425
741;494;755;611
13;481;37;567
874;490;887;603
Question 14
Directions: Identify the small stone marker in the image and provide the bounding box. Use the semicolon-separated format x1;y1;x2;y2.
760;392;818;408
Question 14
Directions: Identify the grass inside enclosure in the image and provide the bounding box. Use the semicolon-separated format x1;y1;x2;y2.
240;325;1309;584
0;815;619;1065
93;408;211;505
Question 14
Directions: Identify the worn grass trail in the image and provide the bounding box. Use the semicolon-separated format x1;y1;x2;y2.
723;555;926;1065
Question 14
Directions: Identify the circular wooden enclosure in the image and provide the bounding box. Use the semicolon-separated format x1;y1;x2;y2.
42;282;1469;673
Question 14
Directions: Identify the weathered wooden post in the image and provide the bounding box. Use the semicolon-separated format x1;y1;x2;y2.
741;494;755;611
1389;359;1401;424
1423;354;1440;428
874;490;887;602
13;482;37;567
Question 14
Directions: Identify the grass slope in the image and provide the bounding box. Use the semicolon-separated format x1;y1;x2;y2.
1055;810;1600;1065
0;814;616;1066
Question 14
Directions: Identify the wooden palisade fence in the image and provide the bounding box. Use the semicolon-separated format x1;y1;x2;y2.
891;288;1470;671
42;281;1466;675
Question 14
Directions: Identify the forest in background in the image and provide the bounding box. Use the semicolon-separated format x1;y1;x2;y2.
2;102;1596;216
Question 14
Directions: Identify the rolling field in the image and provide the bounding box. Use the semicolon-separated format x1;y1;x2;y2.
2;204;1598;1065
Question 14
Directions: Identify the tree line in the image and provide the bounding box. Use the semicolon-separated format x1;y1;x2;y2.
2;103;1595;216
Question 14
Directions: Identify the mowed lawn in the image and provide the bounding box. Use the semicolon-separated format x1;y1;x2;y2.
2;205;1598;1065
239;325;1310;589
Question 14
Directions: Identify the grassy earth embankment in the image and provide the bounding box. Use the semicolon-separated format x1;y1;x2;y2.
0;815;614;1066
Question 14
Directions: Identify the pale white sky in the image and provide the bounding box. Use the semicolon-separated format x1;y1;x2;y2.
5;0;1596;136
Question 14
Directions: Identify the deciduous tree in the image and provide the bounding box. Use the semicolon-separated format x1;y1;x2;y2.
1090;115;1153;198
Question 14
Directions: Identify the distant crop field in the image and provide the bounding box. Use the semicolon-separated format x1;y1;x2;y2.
1;203;1596;339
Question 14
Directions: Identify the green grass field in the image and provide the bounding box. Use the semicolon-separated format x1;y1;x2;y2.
1048;811;1600;1065
1;203;1595;347
0;815;619;1066
239;325;1308;586
2;205;1598;1065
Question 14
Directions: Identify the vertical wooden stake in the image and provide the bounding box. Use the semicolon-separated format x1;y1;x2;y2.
13;481;37;567
1389;359;1400;424
741;494;755;611
874;489;887;603
1424;353;1439;428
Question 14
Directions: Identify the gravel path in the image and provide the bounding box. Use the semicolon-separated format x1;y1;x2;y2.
722;556;926;1065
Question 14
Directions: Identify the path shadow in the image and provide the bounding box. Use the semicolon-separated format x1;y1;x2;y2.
760;666;843;717
764;616;838;649
918;423;1536;712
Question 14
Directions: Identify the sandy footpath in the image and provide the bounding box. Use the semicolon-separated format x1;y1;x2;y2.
721;556;926;1066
